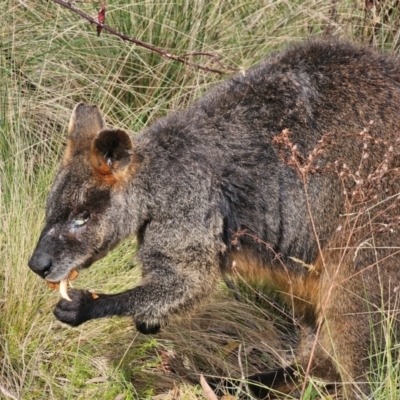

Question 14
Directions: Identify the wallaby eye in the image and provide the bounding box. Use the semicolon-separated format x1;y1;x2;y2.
72;212;90;228
73;218;87;227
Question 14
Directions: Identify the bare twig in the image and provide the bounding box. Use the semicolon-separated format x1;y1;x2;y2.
236;343;251;396
50;0;238;75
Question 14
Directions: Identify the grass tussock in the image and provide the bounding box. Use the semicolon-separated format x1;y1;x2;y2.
1;0;400;398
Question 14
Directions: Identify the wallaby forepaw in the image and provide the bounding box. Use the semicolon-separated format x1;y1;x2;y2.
53;289;95;326
135;320;161;334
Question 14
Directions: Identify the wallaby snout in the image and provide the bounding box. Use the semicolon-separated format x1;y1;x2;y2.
28;250;53;278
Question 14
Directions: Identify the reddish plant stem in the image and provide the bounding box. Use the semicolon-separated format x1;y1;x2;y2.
51;0;237;75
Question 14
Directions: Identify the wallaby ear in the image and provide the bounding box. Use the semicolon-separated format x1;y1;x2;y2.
68;103;106;141
91;129;134;178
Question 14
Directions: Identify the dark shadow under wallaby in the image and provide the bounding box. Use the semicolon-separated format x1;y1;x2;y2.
29;40;400;399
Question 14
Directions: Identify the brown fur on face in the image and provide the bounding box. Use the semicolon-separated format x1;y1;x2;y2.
29;41;400;399
64;107;136;187
90;129;136;185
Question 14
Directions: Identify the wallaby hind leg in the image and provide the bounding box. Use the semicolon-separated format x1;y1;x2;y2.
310;269;390;399
309;312;371;399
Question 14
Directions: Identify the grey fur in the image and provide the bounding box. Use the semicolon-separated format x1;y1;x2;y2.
29;40;400;399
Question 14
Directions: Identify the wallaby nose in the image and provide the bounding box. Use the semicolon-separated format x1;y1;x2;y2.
28;252;53;278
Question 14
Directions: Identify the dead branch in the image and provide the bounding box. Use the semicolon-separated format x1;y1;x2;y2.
50;0;238;75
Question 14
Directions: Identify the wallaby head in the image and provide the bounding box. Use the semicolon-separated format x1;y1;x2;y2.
29;103;136;282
